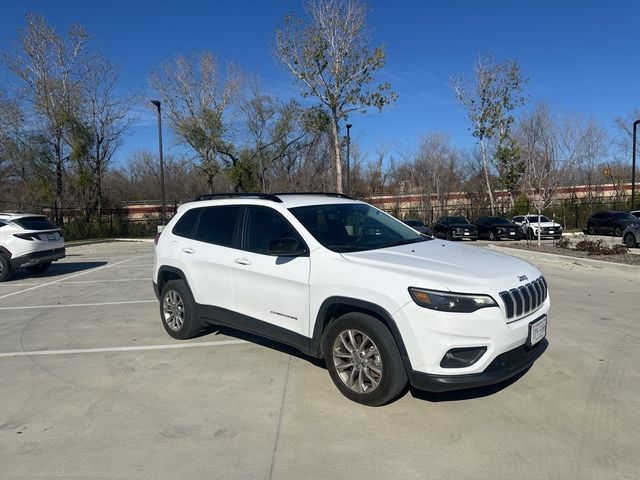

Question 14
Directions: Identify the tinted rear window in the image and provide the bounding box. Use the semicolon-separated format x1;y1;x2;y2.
172;208;202;239
195;206;241;247
13;216;58;230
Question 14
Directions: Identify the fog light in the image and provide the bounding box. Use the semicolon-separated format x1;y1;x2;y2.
440;347;487;368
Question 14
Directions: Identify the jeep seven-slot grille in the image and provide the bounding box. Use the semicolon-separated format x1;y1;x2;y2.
499;277;547;320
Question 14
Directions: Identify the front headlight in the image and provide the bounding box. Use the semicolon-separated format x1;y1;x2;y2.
408;288;497;313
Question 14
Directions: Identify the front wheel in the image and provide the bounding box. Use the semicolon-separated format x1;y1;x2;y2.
26;262;51;273
489;231;496;241
587;225;596;235
323;313;408;406
613;226;623;237
160;279;201;339
624;233;637;248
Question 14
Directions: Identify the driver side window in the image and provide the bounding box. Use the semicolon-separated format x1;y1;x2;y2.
244;206;304;255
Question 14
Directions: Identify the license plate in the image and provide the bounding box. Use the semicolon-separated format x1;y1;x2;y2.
527;316;547;347
549;230;554;234
509;232;515;235
47;234;56;240
464;232;469;236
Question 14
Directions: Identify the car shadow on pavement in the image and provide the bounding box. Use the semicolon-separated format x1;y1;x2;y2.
204;325;326;368
8;261;107;281
408;367;530;402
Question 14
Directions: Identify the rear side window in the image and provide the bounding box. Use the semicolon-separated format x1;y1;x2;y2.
12;216;58;230
195;206;241;247
172;208;202;239
244;206;304;255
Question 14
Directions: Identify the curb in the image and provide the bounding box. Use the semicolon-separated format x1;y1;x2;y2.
487;244;640;273
66;238;154;247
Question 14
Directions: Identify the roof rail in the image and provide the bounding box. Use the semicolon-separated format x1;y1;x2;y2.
193;193;283;203
272;192;353;200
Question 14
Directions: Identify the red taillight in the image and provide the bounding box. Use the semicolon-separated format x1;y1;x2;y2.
14;233;37;241
154;232;161;245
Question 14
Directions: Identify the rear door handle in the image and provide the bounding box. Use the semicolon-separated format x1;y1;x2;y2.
181;247;195;254
234;257;252;265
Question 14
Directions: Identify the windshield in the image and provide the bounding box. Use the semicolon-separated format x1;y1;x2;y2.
290;203;427;252
447;216;470;224
614;212;636;220
527;215;551;223
488;216;512;225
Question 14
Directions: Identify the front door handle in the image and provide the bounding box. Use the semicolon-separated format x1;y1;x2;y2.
234;257;252;265
181;247;195;254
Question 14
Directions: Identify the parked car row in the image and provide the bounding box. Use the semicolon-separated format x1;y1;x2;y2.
402;214;562;242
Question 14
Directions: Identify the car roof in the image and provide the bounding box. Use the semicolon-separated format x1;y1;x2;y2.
0;213;46;220
179;193;363;212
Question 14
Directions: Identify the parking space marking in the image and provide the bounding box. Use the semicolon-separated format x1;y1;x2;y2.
58;278;152;284
0;339;248;358
0;254;152;301
0;300;156;310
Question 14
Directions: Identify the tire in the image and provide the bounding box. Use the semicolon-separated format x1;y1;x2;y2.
624;233;637;248
0;255;12;282
613;226;622;237
527;228;534;240
587;225;596;235
323;312;408;406
446;231;453;241
159;279;201;339
489;231;496;241
25;262;51;274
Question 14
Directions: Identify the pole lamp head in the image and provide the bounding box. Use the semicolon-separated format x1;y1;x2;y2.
150;100;161;110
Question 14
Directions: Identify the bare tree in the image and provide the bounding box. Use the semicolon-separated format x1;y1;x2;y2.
275;0;396;193
3;13;88;224
518;104;596;244
150;52;240;192
78;51;138;211
451;53;527;214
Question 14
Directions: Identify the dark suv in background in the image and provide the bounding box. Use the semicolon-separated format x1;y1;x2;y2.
586;211;639;236
432;216;478;241
474;216;522;240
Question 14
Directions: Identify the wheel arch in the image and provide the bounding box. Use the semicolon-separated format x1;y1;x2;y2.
157;265;188;294
311;297;412;370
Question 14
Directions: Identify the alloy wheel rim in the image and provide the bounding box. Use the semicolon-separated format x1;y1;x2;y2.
163;290;185;331
332;329;382;394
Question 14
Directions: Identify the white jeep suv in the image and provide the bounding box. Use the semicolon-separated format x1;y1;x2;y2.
153;194;549;405
0;213;65;282
512;214;563;240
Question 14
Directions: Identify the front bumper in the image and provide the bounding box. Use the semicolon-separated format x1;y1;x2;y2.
11;248;66;269
408;338;548;392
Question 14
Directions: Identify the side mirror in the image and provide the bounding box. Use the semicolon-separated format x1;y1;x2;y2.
267;237;306;256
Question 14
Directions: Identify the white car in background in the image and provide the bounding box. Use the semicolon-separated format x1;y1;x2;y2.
0;213;65;282
512;214;563;240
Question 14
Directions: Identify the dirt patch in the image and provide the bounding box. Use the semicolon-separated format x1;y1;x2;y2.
498;241;640;266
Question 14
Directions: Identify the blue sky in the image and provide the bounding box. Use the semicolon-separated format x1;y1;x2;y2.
1;0;638;166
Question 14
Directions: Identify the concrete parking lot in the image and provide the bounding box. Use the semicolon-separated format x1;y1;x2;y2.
0;241;638;479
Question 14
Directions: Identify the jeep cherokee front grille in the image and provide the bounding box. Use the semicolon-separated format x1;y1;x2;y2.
499;277;547;320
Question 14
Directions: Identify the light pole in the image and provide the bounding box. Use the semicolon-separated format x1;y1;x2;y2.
346;123;352;195
150;100;166;225
632;119;640;210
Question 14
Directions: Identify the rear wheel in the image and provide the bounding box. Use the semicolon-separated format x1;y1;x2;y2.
0;255;12;282
160;279;201;339
323;312;408;406
26;262;51;274
624;232;637;248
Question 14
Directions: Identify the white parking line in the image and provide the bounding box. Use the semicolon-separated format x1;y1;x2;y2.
0;300;156;310
0;254;151;301
0;339;248;358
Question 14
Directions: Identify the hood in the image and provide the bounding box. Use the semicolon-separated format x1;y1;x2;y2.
341;240;539;292
529;221;561;228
